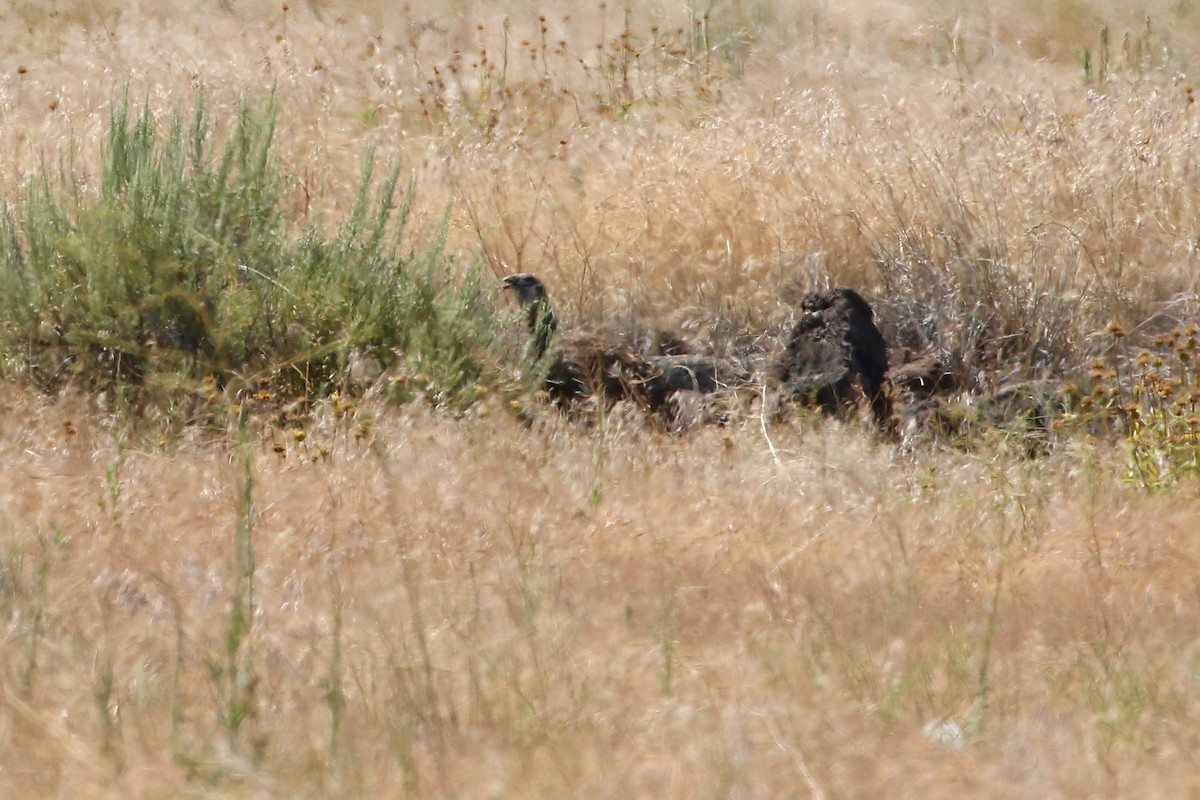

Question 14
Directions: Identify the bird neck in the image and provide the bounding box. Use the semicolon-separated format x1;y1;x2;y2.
527;299;558;360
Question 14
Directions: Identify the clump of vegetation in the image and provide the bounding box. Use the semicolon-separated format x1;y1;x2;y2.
1062;322;1200;489
0;92;503;416
402;2;753;131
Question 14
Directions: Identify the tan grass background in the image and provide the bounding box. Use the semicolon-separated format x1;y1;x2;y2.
3;1;1200;796
4;394;1200;797
3;0;1198;324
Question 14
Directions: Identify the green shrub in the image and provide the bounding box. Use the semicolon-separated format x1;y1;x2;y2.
0;91;503;414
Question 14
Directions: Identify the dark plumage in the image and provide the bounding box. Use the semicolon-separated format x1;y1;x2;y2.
648;354;743;393
501;273;743;417
502;273;667;411
502;273;558;360
771;287;891;427
884;350;967;448
887;352;961;398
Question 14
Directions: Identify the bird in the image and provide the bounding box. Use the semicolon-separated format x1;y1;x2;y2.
771;287;892;427
887;350;961;399
502;273;666;411
501;273;745;418
501;273;559;361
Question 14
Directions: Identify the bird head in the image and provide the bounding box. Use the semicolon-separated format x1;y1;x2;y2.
502;273;549;309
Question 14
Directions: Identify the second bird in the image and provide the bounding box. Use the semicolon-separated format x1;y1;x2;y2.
501;273;744;417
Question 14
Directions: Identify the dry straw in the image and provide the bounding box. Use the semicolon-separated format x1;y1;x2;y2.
2;1;1200;797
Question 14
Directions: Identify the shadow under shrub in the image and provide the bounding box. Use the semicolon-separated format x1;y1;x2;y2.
0;91;502;416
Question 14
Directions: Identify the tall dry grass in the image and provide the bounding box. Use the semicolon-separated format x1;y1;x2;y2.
3;0;1200;796
3;391;1200;797
3;0;1198;343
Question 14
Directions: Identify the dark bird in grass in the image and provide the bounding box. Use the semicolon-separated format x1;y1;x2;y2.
501;273;745;417
771;287;892;428
501;273;559;361
502;273;667;411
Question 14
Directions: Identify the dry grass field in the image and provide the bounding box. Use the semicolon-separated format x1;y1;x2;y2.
3;0;1200;797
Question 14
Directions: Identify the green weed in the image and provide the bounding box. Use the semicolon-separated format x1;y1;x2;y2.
1062;322;1200;490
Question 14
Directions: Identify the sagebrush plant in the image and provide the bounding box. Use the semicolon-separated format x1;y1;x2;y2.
0;91;505;414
